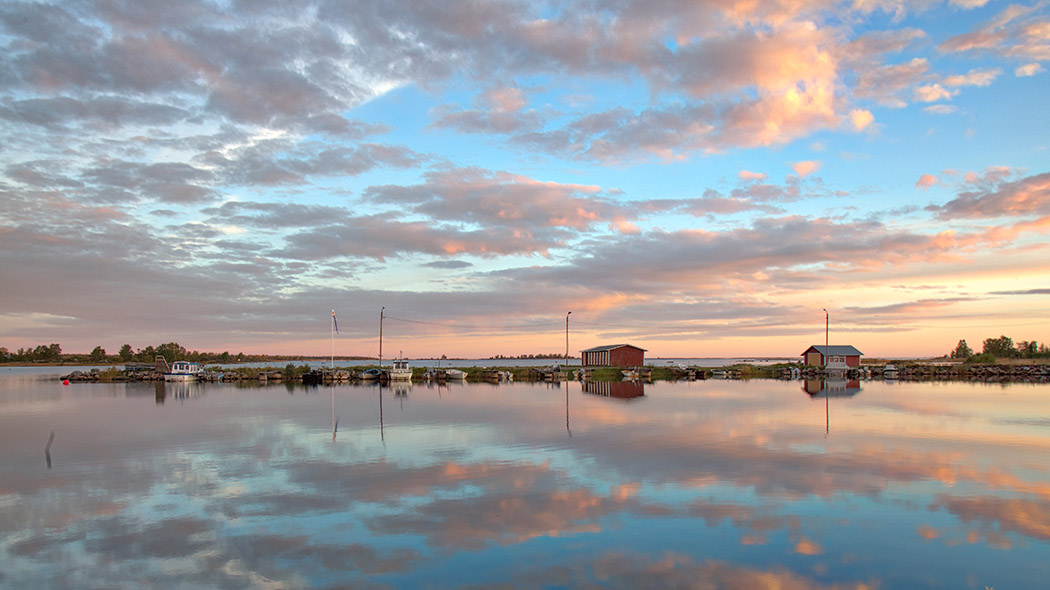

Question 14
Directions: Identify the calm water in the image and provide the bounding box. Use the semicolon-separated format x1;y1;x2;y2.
2;368;1049;589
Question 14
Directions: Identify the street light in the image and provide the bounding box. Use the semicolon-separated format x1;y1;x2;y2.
822;308;829;369
565;311;572;366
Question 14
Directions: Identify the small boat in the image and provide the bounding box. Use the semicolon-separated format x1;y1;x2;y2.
444;368;467;380
359;368;382;380
883;364;899;379
302;370;324;385
164;360;204;382
389;358;413;380
621;369;639;380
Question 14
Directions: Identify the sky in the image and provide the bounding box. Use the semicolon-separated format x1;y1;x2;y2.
1;0;1048;360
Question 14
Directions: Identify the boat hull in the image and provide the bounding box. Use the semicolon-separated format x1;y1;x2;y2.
164;373;199;382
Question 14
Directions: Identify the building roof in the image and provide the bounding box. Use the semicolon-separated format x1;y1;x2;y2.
581;344;648;353
801;345;864;356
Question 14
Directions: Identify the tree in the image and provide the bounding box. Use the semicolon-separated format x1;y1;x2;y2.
89;346;107;362
1016;340;1039;357
155;342;188;362
118;344;133;361
950;339;973;359
135;345;156;362
982;335;1016;358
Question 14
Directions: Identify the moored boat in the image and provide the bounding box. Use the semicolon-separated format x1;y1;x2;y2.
164;360;204;382
389;358;413;380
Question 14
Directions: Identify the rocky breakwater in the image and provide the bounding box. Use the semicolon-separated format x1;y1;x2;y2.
961;364;1050;382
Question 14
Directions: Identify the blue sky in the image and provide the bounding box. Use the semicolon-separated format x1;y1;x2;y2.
1;0;1048;358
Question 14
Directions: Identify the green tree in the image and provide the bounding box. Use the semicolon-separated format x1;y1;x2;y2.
89;346;107;362
950;339;973;359
118;344;133;361
982;335;1016;358
135;345;156;362
1016;340;1039;357
31;343;62;362
155;342;188;362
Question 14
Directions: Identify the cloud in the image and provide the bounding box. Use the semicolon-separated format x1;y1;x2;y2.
943;67;1001;87
852;57;929;107
792;161;821;177
849;108;875;131
915;83;958;102
939;3;1049;61
739;170;767;181
929;171;1050;220
924;104;958;115
916;173;939;188
1016;63;1045;77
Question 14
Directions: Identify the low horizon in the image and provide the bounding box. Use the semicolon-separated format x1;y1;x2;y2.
2;2;1048;359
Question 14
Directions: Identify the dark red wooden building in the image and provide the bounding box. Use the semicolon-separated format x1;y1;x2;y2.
800;345;863;367
581;344;646;367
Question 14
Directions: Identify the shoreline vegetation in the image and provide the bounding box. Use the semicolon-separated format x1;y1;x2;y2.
52;357;1050;384
4;335;1047;383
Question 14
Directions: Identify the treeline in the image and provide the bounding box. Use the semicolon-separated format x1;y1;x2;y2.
488;353;575;359
0;342;298;365
949;335;1050;362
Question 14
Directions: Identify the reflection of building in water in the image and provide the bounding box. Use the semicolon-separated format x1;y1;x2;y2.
802;379;862;397
582;379;645;399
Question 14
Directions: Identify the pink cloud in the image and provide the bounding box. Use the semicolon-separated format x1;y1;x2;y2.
739;170;767;181
792;161;821;177
931;171;1050;219
1016;63;1044;77
943;68;1001;87
916;173;939;189
849;108;875;131
915;83;957;102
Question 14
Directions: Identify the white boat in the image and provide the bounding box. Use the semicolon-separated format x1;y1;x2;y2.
621;369;639;379
164;360;204;382
359;368;382;380
389;358;413;380
883;364;899;379
444;368;467;380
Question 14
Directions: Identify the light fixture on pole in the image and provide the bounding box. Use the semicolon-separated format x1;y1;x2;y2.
565;311;572;366
823;308;829;369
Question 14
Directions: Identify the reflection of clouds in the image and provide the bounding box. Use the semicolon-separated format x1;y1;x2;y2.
934;495;1050;542
513;551;874;590
368;486;630;550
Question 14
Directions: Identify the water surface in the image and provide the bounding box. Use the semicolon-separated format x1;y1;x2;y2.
2;369;1049;589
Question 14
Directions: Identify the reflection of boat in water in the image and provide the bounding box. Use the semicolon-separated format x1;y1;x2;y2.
164;360;204;382
389;358;413;380
156;379;205;401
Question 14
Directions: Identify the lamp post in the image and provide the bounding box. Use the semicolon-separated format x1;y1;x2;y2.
379;306;385;368
565;311;572;367
823;307;829;436
822;308;829;368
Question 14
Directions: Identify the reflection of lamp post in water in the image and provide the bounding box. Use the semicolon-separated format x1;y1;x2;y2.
565;311;572;367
